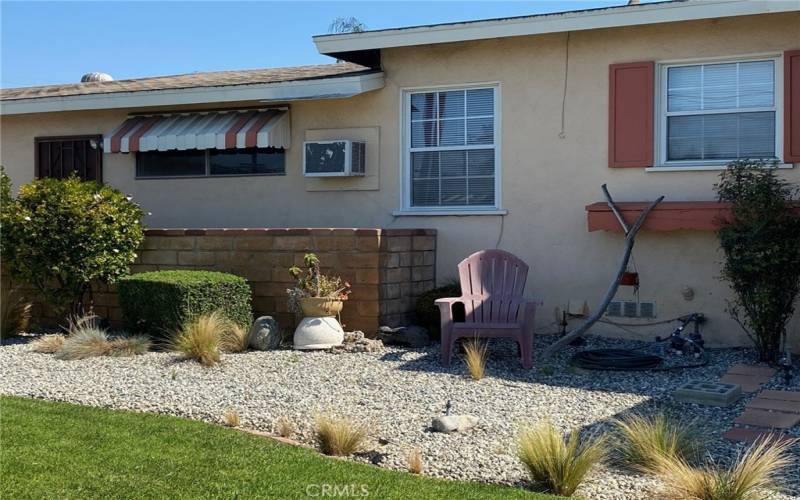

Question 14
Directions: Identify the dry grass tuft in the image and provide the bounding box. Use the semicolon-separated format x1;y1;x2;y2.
29;334;65;353
518;420;606;496
615;412;701;472
109;335;151;357
170;311;225;367
315;414;368;456
408;448;424;474
1;288;31;338
275;416;296;438
66;313;102;335
463;339;488;380
222;409;240;428
219;323;250;353
655;436;796;500
55;328;112;360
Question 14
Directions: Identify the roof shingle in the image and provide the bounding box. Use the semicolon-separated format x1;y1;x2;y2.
0;62;374;101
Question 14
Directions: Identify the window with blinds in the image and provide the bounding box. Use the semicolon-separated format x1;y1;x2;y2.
661;59;778;165
406;86;497;209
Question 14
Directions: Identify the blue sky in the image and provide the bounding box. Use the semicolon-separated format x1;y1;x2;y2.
2;1;645;88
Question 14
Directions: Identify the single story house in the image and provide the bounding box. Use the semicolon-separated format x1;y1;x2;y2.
2;0;800;349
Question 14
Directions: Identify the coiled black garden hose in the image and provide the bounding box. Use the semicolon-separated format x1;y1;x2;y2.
569;348;709;371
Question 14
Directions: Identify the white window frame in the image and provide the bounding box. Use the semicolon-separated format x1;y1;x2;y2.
397;83;504;215
653;53;784;170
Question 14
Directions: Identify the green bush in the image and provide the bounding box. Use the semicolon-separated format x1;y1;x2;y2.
716;160;800;363
118;270;252;337
414;280;461;340
0;170;145;317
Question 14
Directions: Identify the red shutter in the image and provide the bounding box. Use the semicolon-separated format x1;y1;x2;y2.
608;61;654;168
785;50;800;163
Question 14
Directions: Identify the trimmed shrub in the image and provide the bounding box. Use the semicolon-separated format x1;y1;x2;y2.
414;281;461;340
118;270;251;337
0;170;145;317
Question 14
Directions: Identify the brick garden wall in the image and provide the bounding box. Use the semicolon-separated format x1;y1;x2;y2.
6;228;436;335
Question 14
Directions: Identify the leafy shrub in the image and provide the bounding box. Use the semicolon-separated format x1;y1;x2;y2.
463;339;488;380
1;288;32;338
615;413;701;473
518;420;606;496
654;436;795;500
414;281;461;340
716;160;800;363
29;334;65;353
287;253;350;314
0;171;145;318
118;270;251;337
169;311;226;367
315;414;368;456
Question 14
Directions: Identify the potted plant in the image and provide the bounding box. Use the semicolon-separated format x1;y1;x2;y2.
287;253;351;349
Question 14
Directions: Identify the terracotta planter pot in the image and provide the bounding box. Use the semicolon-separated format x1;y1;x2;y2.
299;297;343;317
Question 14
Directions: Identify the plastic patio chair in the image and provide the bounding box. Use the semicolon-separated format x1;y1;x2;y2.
435;249;539;369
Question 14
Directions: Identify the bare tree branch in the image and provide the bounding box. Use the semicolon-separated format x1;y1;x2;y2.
541;187;664;360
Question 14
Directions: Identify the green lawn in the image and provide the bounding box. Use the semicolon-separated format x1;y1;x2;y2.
1;396;557;499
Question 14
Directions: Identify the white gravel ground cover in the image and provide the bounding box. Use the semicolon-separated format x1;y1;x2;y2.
1;334;798;500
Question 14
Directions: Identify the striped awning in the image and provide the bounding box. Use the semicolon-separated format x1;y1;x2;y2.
103;108;289;153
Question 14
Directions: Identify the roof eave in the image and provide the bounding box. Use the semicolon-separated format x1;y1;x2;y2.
314;0;799;58
0;71;385;115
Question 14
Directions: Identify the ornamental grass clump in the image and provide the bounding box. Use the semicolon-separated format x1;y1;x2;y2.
170;311;226;367
463;339;488;380
219;323;250;353
55;328;112;360
109;335;151;357
408;448;424;474
654;436;796;500
615;412;702;473
29;334;65;354
518;420;606;496
1;288;31;339
315;414;368;456
222;409;241;428
275;416;296;438
287;253;351;314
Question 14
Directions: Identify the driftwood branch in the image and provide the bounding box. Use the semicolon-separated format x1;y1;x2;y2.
541;185;664;360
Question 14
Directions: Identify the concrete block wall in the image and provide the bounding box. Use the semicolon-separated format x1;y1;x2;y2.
5;228;436;335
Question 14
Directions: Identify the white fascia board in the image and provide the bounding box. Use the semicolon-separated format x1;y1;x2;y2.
0;72;385;115
314;0;799;54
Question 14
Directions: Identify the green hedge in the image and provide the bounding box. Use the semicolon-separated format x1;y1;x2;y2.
118;270;252;337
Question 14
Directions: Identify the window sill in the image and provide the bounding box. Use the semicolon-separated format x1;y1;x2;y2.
393;209;508;216
135;173;286;180
646;163;794;172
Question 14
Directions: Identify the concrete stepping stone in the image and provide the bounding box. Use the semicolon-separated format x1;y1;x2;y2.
759;390;800;402
747;397;800;414
727;363;778;379
723;427;794;444
734;408;800;429
719;374;764;393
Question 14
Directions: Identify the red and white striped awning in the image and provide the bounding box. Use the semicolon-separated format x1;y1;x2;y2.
103;108;290;153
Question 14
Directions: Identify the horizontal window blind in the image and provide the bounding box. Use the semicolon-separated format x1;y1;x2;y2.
408;87;496;208
664;60;777;163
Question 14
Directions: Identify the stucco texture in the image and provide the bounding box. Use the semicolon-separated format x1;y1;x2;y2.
2;13;800;350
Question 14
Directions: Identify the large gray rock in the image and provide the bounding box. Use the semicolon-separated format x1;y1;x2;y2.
431;415;478;433
248;316;281;350
378;325;430;347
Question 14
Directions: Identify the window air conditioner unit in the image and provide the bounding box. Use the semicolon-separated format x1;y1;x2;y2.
303;140;366;177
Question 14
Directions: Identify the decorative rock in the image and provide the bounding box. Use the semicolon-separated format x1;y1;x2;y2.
378;325;430;347
332;332;384;354
248;316;281;351
431;415;478;433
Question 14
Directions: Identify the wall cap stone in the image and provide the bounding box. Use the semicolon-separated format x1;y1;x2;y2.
144;228;437;237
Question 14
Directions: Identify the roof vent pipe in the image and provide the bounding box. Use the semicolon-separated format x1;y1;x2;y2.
80;72;114;83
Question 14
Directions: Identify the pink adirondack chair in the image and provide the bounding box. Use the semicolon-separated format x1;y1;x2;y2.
436;249;538;369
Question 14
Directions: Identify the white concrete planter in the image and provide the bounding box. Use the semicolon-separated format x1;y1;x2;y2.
293;316;344;350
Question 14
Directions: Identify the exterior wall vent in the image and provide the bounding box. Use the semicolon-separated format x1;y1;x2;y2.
607;300;657;319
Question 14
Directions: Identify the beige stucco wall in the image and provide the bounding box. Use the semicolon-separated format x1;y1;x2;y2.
3;13;800;349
